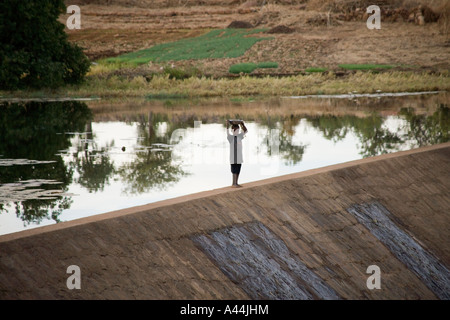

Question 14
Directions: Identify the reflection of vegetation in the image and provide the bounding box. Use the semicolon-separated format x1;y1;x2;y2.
399;105;450;147
117;113;187;195
146;93;189;100
0;101;92;225
309;105;449;158
12;196;72;226
118;150;185;194
68;122;116;193
254;114;306;165
353;114;402;157
66;112;189;195
278;115;306;165
308;115;351;143
310;114;404;157
71;142;116;193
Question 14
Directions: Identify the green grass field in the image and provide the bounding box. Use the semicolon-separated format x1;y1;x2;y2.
105;28;272;65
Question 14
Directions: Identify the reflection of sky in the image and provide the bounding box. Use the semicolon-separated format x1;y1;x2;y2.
0;116;417;235
382;116;416;151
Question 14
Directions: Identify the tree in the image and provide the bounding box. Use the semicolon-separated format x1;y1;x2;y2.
0;0;90;89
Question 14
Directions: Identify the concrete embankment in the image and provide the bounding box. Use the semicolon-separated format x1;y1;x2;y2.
1;143;449;299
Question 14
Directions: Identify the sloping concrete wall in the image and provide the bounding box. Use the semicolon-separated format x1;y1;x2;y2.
1;143;449;300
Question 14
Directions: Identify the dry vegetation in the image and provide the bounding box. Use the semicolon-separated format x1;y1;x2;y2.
32;71;447;99
63;0;449;74
8;0;448;98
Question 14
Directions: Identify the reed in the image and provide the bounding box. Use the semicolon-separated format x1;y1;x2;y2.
1;71;448;99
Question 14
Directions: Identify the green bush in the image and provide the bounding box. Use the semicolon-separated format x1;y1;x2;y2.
257;62;279;69
305;67;328;73
0;0;90;90
229;62;278;74
229;63;258;74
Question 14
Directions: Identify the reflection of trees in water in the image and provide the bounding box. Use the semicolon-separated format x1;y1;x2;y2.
307;115;351;143
0;101;92;225
116;112;187;195
12;196;72;225
307;113;401;157
399;105;449;147
308;105;449;158
277;116;306;165
68;112;189;195
118;149;185;195
351;114;402;157
257;114;306;165
69;122;115;193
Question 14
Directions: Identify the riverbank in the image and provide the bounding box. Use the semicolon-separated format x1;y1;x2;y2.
1;70;449;100
2;0;449;99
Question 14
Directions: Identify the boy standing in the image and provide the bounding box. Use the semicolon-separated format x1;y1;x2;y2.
227;120;248;187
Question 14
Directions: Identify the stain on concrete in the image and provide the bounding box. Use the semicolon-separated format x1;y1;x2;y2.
348;202;450;300
192;221;340;300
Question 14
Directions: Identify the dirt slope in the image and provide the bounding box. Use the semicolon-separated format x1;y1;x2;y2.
62;1;450;76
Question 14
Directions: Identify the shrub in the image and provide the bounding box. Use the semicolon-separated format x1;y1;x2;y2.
306;67;328;73
0;0;90;90
257;62;279;69
229;62;278;74
229;63;258;74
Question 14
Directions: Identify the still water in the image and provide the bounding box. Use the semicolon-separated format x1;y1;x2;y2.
0;93;448;235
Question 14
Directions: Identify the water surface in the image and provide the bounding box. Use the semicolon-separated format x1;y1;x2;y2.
0;93;448;235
